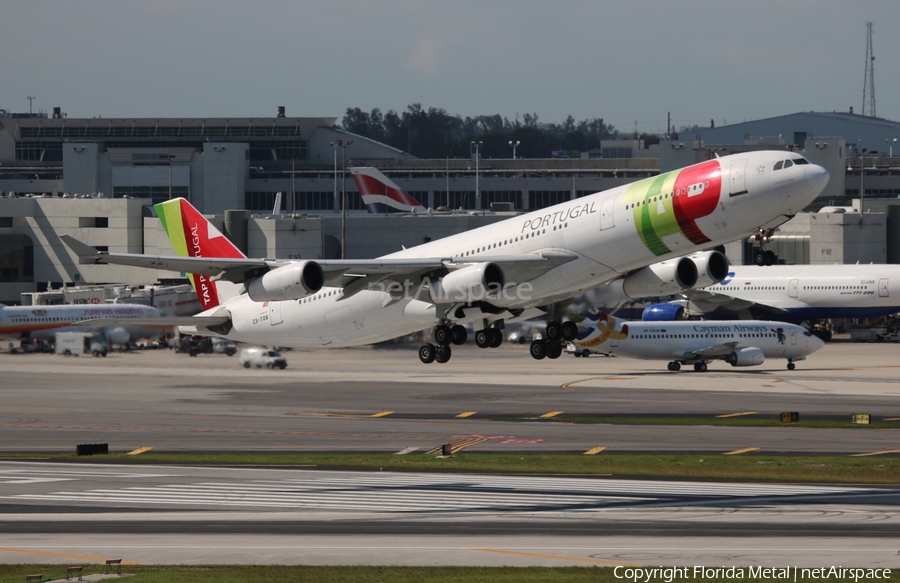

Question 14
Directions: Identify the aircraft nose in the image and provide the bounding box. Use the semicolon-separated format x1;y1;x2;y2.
805;164;830;195
809;333;825;353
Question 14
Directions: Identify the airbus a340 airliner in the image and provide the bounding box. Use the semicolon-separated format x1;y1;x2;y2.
64;151;829;363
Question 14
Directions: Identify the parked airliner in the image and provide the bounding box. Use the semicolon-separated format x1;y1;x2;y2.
570;312;824;371
63;151;829;363
637;264;900;340
350;167;424;214
0;303;167;349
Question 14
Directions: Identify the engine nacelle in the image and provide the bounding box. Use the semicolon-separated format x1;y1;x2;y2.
641;303;686;321
247;261;325;302
688;249;730;289
429;262;505;303
621;257;697;299
727;347;765;367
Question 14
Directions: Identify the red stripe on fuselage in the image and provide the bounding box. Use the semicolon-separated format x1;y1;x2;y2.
671;160;722;245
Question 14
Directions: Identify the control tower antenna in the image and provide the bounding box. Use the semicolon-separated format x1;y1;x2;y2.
862;22;876;118
27;96;35;114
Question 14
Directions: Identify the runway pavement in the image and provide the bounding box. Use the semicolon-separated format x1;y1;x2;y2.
2;340;900;566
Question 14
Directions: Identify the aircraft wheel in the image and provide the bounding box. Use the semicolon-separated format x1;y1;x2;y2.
787;362;796;371
489;329;503;348
561;321;578;341
419;343;436;364
529;340;547;360
753;249;767;266
547;342;563;359
433;324;452;346
766;250;777;266
435;344;452;364
450;324;468;345
672;361;681;371
243;361;251;368
475;330;491;348
694;362;707;372
545;321;563;341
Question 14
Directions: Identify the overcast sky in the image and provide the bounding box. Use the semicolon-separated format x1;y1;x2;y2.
3;1;898;135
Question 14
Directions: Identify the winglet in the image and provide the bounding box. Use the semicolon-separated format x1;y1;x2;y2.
61;234;107;264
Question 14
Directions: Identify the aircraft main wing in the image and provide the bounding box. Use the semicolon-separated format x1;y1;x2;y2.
62;235;576;290
676;341;739;359
73;316;230;328
682;288;785;315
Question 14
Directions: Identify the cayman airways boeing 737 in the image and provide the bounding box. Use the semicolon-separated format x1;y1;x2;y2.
570;312;824;371
63;151;829;364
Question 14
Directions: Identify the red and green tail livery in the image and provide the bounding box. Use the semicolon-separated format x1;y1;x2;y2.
154;198;246;310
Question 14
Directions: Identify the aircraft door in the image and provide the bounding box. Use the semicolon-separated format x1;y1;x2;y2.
789;279;799;298
268;301;284;326
610;337;619;348
879;278;889;297
729;161;748;196
599;195;616;231
790;329;797;345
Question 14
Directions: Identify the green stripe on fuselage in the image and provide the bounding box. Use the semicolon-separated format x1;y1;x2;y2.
625;169;682;256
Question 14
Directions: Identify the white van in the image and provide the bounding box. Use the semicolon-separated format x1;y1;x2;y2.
239;347;287;369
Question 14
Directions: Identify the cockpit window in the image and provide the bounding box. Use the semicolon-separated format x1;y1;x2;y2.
774;157;810;171
803;331;812;337
783;159;793;169
773;160;783;171
792;157;809;165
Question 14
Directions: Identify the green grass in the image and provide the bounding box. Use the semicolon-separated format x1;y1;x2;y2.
3;565;900;583
3;451;900;484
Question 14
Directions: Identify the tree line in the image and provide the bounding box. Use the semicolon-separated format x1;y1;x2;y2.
340;104;659;159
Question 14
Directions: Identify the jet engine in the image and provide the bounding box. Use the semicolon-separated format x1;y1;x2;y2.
621;256;697;299
247;261;325;302
687;250;730;289
641;303;686;321
726;347;765;367
429;262;505;303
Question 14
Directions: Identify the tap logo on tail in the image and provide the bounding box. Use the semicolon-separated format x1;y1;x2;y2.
350;167;424;214
154;198;246;310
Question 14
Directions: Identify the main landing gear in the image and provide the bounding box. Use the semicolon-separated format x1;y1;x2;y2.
528;320;578;360
419;322;468;364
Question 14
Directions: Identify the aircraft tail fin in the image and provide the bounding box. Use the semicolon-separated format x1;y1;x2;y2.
154;198;245;311
350;166;424;214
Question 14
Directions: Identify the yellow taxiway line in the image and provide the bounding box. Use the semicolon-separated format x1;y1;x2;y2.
539;411;564;419
583;446;607;455
723;447;760;455
849;449;900;457
125;446;153;455
456;411;477;418
716;411;759;418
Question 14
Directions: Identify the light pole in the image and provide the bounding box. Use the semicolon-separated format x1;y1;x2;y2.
508;140;520;160
440;149;452;209
334;139;353;259
886;138;897;158
329;142;338;213
167;154;175;200
471;141;482;210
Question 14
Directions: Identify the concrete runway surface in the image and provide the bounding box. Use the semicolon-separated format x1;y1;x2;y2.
1;340;899;566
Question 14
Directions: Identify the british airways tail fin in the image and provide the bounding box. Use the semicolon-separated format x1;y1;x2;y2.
154;198;245;311
350;166;424;214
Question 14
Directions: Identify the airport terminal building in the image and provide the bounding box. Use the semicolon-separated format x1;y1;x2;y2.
2;107;900;304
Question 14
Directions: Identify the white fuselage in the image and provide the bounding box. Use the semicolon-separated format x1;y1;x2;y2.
0;304;165;343
199;151;828;348
695;264;900;321
574;319;822;363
